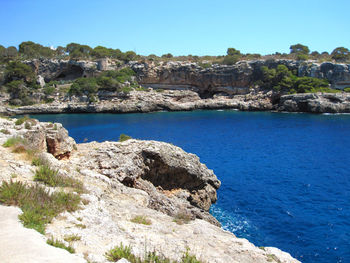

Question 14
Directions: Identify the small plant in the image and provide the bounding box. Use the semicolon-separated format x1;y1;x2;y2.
47;237;75;253
75;223;86;229
181;250;202;263
24;122;31;129
173;212;192;225
0;180;81;234
105;243;133;262
15;116;30;125
53;124;58;130
155;89;164;92
2;136;26;148
0;129;10;134
105;244;203;263
34;164;84;192
64;234;81;242
131;215;152;225
119;134;132;142
31;156;46;166
344;87;350;93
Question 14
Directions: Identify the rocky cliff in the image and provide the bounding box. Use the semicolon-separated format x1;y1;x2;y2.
25;58;350;96
1;58;349;114
0;117;300;263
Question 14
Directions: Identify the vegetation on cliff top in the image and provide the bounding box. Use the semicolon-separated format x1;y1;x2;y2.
1;41;349;64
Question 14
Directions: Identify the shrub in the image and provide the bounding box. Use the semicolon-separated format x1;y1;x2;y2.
0;129;10;135
119;134;132;142
5;61;35;82
15;115;30;125
24;122;31;129
2;136;27;148
344;87;350;93
173;212;192;225
105;244;203;263
31;156;46;166
105;243;133;262
69;77;98;96
131;215;152;225
64;234;81;242
0;181;81;233
34;164;84;192
47;237;75;253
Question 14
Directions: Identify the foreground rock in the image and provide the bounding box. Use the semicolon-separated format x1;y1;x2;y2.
0;117;300;263
0;206;85;263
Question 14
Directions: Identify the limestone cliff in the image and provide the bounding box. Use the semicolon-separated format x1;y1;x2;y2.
0;117;300;263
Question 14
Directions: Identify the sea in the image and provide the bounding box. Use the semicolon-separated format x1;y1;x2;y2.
31;110;350;263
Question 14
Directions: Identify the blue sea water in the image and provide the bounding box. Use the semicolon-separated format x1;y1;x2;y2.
32;111;350;263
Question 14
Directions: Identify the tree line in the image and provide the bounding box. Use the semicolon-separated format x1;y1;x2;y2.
0;41;349;64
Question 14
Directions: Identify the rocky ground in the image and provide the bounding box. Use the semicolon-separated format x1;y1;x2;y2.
0;117;300;263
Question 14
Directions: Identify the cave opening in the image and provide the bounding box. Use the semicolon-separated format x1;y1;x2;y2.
54;65;84;81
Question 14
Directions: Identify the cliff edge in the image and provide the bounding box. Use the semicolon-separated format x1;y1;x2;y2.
0;117;300;263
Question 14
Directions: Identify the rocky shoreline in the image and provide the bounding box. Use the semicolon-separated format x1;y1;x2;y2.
1;89;350;116
0;117;300;263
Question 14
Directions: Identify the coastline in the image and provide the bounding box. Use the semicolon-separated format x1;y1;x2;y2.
0;116;300;262
1;89;350;116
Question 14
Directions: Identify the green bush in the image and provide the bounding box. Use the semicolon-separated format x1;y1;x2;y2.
47;237;75;253
344;87;350;92
255;65;333;94
105;243;203;263
119;134;132;142
34;164;84;192
5;61;35;82
105;243;133;262
69;77;98;96
0;181;81;233
131;215;152;225
3;136;27;147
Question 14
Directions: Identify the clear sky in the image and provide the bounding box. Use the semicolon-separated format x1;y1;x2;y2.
0;0;349;56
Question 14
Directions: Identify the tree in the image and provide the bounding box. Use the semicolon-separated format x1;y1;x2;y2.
66;43;92;59
227;48;241;56
19;41;55;58
161;53;173;58
290;44;310;55
223;48;242;65
0;45;5;57
5;46;18;58
5;61;35;83
331;47;350;62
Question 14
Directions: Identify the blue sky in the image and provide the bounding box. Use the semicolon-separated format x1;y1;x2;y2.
0;0;349;56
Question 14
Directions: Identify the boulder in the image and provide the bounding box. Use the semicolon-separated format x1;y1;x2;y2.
77;139;221;225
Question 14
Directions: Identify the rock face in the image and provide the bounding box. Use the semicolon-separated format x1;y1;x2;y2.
130;60;350;96
279;93;350;113
25;59;101;82
22;58;350;95
77;140;221;225
0;118;76;159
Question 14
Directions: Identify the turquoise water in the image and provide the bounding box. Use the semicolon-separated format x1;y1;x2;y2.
32;111;350;263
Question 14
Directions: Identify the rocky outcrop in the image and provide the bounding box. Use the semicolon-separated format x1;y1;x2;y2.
0;118;76;159
25;59;102;82
76;139;221;225
278;93;350;113
0;118;300;263
130;60;350;96
22;58;350;96
0;90;274;115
